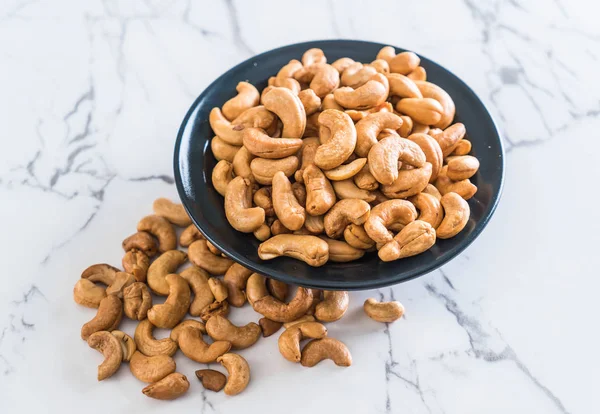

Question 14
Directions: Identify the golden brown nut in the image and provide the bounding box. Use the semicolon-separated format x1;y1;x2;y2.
302;48;327;66
210;106;276;146
134;319;177;357
355;112;404;157
122;232;158;257
200;300;230;322
389;51;420;75
398;115;413;137
364;298;404;322
252;287;314;322
211;136;241;162
452;139;471;155
303;164;336;216
324;158;367;181
217;353;250;396
304;214;325;235
195;369;227;392
446;155;480;181
271;219;292;236
407;132;444;182
300;338;352;367
224;263;253;307
278;322;328;362
222;81;260;120
434;171;477;200
294;137;320;182
81;295;123;340
298;87;322;116
263;87;306;138
353;165;379;191
152;198;191;227
142;373;189;400
232;146;256;182
378;220;436;261
259;318;283;337
73;279;106;308
250;155;299;185
147;273;190;329
368;135;426;185
87;331;123;381
437;192;470;239
332;179;375;202
179;224;205;247
320;237;365;263
206;316;261;349
147;250;187;296
343;224;375;249
258;235;329;267
364;199;417;244
341;62;377;88
272;171;306;231
295;63;340;98
253;186;274;217
331;57;356;73
267;279;289;302
321;94;344;111
130;351;175;383
274;59;303;93
137;215;177;253
179;266;213;316
242;127;303;159
386;73;422;99
408;192;443;229
396;98;444;126
81;263;120;286
212;159;235;197
415;80;455;129
225;176;265;233
381;163;433;199
111;330;136;362
432;123;466;156
324;199;371;239
122;250;149;283
315;291;349;322
123;282;152;320
105;271;135;298
246;273;268;305
314;110;356;170
171;323;231;363
334;73;389;110
208;277;228;302
292;182;307;207
407;66;427;81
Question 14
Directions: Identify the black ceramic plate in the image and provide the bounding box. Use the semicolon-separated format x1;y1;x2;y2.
174;40;504;290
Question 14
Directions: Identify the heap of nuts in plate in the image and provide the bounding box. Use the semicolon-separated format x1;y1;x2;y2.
75;197;404;399
211;46;478;266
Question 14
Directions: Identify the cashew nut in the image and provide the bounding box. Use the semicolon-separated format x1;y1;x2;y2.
122;231;157;257
304;213;325;235
321;94;344;111
142;372;189;400
209;106;276;146
376;46;396;62
152;197;191;227
396;98;444;126
298;88;321;115
222;81;260;120
324;158;366;181
320;237;365;263
250;155;299;185
130;351;176;383
294;137;320;182
332;178;376;202
200;300;230;322
302;164;336;216
232;146;256;183
431;122;466;157
274;59;303;94
346;101;394;122
363;298;404;322
170;319;207;337
407;132;444;182
137;215;177;253
333;73;389;109
272;171;306;231
436;192;470;239
263;87;306;138
246;273;268;305
368;135;426;185
206;315;261;349
294;63;340;98
208;277;228;302
170;322;231;363
408;66;427;81
123;282;152;320
258;235;329;267
331;57;355;73
278;322;328;362
195;369;227;392
369;58;390;74
134;318;178;357
223;263;253;307
259;318;282;337
381;162;433;199
73;279;106;308
302;48;327;66
225;176;265;232
434;170;477;200
105;271;135;298
315;291;349;321
415;80;455;129
386;73;422;98
398;115;413;137
122;250;149;283
253;186;274;217
212;159;234;197
87;331;123;380
423;183;442;200
81;263;119;286
81;295;123;340
389;51;420;75
408;192;443;229
267;278;289;302
353;164;379;191
452;139;471;156
243;127;303;159
179;224;205;247
147;273;190;329
378;220;436;261
446;155;480;181
147;250;187;295
270;219;292;236
111;330;136;362
324;199;371;239
364;199;417;244
211;136;241;162
217;353;251;396
253;287;314;322
313;109;356;170
300;338;352;367
341;62;377;88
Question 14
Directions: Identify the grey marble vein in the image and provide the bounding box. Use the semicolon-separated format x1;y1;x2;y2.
224;0;254;56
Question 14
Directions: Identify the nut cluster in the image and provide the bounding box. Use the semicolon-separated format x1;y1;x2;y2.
211;47;478;266
75;198;405;400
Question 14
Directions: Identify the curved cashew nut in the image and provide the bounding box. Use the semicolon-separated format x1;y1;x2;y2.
122;250;149;283
355;111;404;157
270;219;292;236
369;58;390;74
304;214;325;234
315;291;350;321
81;263;119;286
188;240;233;275
300;337;352;367
324;158;367;181
195;369;227;392
304;111;321;137
200;299;230;322
217;353;250;396
302;48;327;67
408;66;427;81
87;331;123;380
396;98;444;126
452;139;471;156
294;137;320;182
415;80;455;129
258;234;329;267
278;322;328;362
364;298;404;322
386;73;423;99
303;164;336;216
298;88;321;116
333;73;389;109
129;351;176;383
74;279;106;308
283;315;316;329
368;135;426;185
209;106;276;146
321;93;344;111
134;319;177;357
344;223;375;249
353;165;379;191
446;155;480;181
225;176;265;232
272;171;306;231
408;193;443;229
105;271;135;298
147;273;190;329
122;232;157;257
263;87;306;138
376;46;396;62
253;224;271;241
389;51;420;75
253;186;274;217
222;82;260;121
292;181;307;206
274;59;302;94
111;330;136;362
340;62;377;88
437;192;470;239
378;220;436;261
171;324;231;363
123;282;152;320
146;250;187;295
252;287;314;322
320;237;365;263
137;215;176;253
398;115;413;137
170;319;207;338
152;198;191;227
208;277;228;302
142;372;189;400
295;64;340;98
250;155;299;185
246;273;268;305
243;127;303;159
259;318;283;337
267;279;289;302
212;159;234;197
211;136;241;162
206;316;261;349
314;109;356;170
381;163;433;199
423;183;442;201
179;224;205;247
81;295;123;340
232;147;255;185
331;57;356;73
324;199;371;239
223;263;253;307
364;199;418;244
407;133;444;182
434;171;477;200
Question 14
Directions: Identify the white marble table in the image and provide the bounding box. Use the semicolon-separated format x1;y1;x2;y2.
1;0;599;412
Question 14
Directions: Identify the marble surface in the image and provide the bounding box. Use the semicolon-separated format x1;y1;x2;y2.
1;0;599;412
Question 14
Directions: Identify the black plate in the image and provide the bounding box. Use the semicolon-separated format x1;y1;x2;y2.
174;40;504;290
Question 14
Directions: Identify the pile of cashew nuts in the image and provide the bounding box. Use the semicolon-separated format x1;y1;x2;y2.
74;197;404;400
211;47;479;265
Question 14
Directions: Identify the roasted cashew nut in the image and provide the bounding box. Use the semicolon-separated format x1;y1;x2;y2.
147;273;190;329
212;159;234;196
386;73;423;99
123;282;152;320
415;80;455;129
321;94;344;111
122;250;149;283
314;109;356;170
407;133;444;182
398;115;414;137
253;186;274;217
302;48;327;67
267;279;289;301
242;127;303;159
211;136;241;162
152;197;191;227
250;155;299;185
200;300;230;322
259;318;283;337
364;298;405;322
378;220;436;261
381;163;433;199
345;101;394;122
73;279;106;308
434;168;477;200
179;224;205;247
142;372;189;400
452;139;471;156
81;263;120;286
389;51;420;75
217;353;251;396
396;97;444;126
206;315;261;349
122;232;158;257
368;135;426;185
134;318;178;357
208;277;228;302
258;235;329;267
408;192;443;229
195;369;227;392
137;215;177;253
300;338;352;367
232;146;256;182
225;176;265;232
81;295;123;340
188;240;234;276
303;164;336;216
298;89;321;116
87;331;123;380
263;87;306;138
331;57;355;73
343;223;375;249
253;287;314;322
315;291;350;321
272;171;306;231
436;192;470;239
129;351;176;383
341;62;377;88
295;63;340;98
111;330;136;362
274;59;303;94
324;158;367;181
320;237;365;263
105;271;135;298
369;58;390;74
209;106;276;146
278;322;328;362
170;323;231;363
146;250;187;296
446;155;480;181
353;165;379;191
431;123;466;156
304;214;325;235
376;46;396;62
294;137;320;182
246;273;269;305
354;111;404;157
333;73;389;109
364;199;417;244
222;81;260;121
170;319;207;338
324;199;371;239
224;262;253;307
